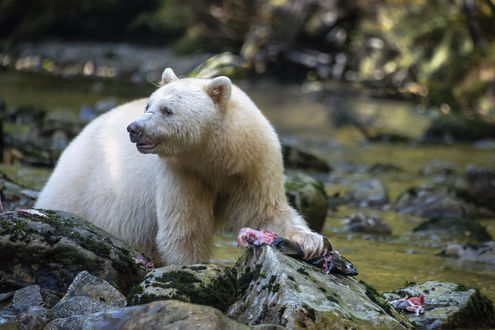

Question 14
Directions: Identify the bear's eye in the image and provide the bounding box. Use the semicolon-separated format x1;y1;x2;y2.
161;106;173;116
145;104;150;112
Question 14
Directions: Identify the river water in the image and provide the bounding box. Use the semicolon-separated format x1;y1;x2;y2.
1;70;494;301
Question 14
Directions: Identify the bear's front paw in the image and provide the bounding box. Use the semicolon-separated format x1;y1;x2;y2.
288;231;324;259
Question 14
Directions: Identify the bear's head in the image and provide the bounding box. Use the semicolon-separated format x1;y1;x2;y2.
127;68;232;157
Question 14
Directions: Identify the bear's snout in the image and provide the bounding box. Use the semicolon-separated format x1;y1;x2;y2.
127;122;142;142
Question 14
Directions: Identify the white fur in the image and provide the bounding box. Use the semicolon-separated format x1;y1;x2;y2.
35;70;323;265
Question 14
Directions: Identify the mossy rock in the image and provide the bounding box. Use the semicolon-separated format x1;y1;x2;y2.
413;217;492;242
0;209;145;295
394;186;475;219
284;172;328;233
128;263;237;312
422;115;495;143
383;281;495;329
282;145;332;172
227;246;412;328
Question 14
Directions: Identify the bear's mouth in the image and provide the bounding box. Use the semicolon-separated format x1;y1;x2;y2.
136;143;157;153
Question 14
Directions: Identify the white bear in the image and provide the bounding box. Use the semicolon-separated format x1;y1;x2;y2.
35;68;324;265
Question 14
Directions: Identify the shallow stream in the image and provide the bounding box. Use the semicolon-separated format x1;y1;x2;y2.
1;70;494;301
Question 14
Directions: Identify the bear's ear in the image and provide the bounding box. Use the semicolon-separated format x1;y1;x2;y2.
160;68;178;85
206;76;232;109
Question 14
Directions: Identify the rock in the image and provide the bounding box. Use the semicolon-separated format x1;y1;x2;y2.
50;296;115;319
282;145;332;172
383;281;495;329
189;52;247;79
0;173;38;210
463;166;495;211
437;241;495;264
227;245;412;328
11;285;43;313
63;271;126;307
422;114;495;143
45;300;249;330
394;186;474;218
17;306;51;330
128;264;237;312
284;172;328;233
0;210;145;296
413;218;492;242
350;179;389;208
343;213;392;235
0;309;17;329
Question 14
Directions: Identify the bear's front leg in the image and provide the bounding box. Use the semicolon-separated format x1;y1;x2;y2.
154;170;216;265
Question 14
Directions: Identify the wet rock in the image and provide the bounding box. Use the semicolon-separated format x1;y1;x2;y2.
0;209;145;296
50;296;115;319
17;306;51;330
0;173;38;210
227;245;412;328
282;145;332;172
45;300;249;330
0;309;17;329
422;115;495;143
284;172;328;233
413;218;492;242
63;271;126;307
2;105;83;167
343;213;392;235
189;52;247;80
128;264;237;312
383;281;495;329
394;186;474;218
463;166;495;211
437;241;495;264
11;285;43;313
350;179;389;208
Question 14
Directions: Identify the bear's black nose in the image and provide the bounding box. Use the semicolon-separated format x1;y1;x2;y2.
127;122;142;142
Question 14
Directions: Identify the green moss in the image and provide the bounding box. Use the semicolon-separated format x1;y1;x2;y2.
359;280;394;316
455;283;469;292
238;264;262;296
0;219;37;242
133;268;237;312
297;267;309;276
447;289;495;328
261;275;280;293
127;284;144;304
71;232;112;257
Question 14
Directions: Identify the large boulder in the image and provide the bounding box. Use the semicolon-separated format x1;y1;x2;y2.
282;145;332;172
0;172;38;210
422;115;495;143
437;241;495;264
0;209;145;296
128;263;237;312
394;186;475;218
383;281;495;329
412;217;492;243
227;245;412;328
349;179;389;208
284;172;328;233
463;166;495;211
45;300;249;330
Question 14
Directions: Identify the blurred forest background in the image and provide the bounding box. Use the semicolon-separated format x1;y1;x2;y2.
1;0;495;117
